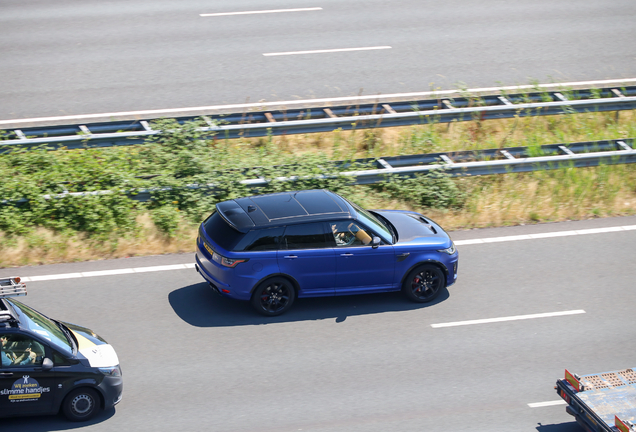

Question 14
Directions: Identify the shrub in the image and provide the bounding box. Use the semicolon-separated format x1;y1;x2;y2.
379;170;466;209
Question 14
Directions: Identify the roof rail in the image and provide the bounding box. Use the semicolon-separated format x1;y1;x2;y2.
0;277;27;298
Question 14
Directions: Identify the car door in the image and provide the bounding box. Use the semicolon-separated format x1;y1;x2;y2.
0;333;56;416
330;221;396;294
277;222;336;297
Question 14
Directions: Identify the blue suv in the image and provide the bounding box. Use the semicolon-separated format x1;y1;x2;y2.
195;189;458;315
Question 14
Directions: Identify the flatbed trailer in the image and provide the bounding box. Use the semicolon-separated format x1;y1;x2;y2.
556;368;636;432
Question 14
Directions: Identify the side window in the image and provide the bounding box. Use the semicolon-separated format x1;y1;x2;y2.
233;227;284;251
1;334;46;368
283;223;331;250
53;350;71;366
330;221;373;247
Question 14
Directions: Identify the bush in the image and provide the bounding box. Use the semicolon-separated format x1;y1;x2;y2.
151;205;181;237
379;170;466;209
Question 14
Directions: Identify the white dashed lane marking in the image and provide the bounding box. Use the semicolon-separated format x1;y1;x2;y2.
200;7;322;17
431;310;586;328
263;46;392;57
528;400;567;408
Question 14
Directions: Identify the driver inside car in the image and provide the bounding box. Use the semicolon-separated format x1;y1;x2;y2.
1;335;40;367
331;221;372;246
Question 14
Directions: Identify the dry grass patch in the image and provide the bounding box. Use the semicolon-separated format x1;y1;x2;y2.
0;214;197;268
221;111;635;161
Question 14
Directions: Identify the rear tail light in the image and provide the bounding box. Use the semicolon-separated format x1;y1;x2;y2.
212;252;248;268
221;257;248;268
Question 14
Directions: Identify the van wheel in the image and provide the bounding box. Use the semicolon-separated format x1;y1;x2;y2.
251;277;295;316
62;388;100;422
402;264;445;303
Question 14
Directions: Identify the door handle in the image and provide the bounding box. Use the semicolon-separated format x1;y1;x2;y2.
283;255;298;259
340;253;354;257
0;372;13;377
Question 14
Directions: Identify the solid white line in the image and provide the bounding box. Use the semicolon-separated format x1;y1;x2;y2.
201;7;322;17
528;400;567;408
454;225;636;246
133;264;195;273
27;273;83;282
263;46;392;56
81;269;134;277
3;77;635;126
21;263;195;282
13;224;636;282
431;310;585;328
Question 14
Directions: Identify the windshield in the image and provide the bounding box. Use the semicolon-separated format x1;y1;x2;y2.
7;299;74;356
347;200;393;244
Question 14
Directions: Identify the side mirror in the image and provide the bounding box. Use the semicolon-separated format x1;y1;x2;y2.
41;357;53;371
371;236;381;249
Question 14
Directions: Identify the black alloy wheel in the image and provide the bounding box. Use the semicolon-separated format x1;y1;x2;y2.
251;277;295;316
402;264;445;303
62;387;100;422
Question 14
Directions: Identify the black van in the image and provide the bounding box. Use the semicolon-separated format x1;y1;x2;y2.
0;277;123;421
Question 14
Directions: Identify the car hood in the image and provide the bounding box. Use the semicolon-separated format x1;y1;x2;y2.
374;210;452;248
63;321;120;368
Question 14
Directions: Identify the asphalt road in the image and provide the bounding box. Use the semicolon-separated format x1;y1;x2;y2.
2;0;636;120
1;215;635;431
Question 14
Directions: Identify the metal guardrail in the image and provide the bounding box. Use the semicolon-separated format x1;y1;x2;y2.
5;138;634;204
345;139;636;184
1;85;635;152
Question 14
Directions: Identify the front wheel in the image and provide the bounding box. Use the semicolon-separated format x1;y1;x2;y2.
251;277;296;316
62;387;100;422
402;264;445;303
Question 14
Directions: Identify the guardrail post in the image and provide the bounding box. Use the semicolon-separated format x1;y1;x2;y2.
323;108;337;118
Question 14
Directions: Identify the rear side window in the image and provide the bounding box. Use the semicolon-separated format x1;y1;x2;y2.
203;211;245;251
233;227;284;251
283;223;331;250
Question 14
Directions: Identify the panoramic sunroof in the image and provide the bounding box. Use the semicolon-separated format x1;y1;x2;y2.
250;194;306;220
295;191;344;214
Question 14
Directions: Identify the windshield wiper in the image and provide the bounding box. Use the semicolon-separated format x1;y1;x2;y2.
370;211;397;243
54;320;77;354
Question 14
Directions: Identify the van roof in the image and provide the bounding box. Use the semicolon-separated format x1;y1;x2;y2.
215;189;353;232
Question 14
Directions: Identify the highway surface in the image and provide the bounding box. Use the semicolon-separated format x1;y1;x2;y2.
1;215;635;431
2;0;636;120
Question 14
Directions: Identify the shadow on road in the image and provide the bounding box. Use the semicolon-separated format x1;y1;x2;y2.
168;282;449;327
1;408;115;431
536;421;581;432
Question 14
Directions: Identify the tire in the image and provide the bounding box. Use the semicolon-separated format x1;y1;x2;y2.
251;277;296;316
402;264;445;303
62;387;100;422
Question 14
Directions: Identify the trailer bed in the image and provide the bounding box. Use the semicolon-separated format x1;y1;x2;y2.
557;368;636;432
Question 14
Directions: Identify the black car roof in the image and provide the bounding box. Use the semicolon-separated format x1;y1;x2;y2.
215;189;354;232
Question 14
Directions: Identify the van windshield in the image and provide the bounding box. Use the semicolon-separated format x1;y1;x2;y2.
7;299;74;356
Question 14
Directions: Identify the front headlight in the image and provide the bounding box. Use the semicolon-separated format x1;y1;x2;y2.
437;242;456;255
99;365;122;377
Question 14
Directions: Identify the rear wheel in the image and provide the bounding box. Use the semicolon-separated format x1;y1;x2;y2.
251;277;295;316
402;264;445;303
62;387;100;422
